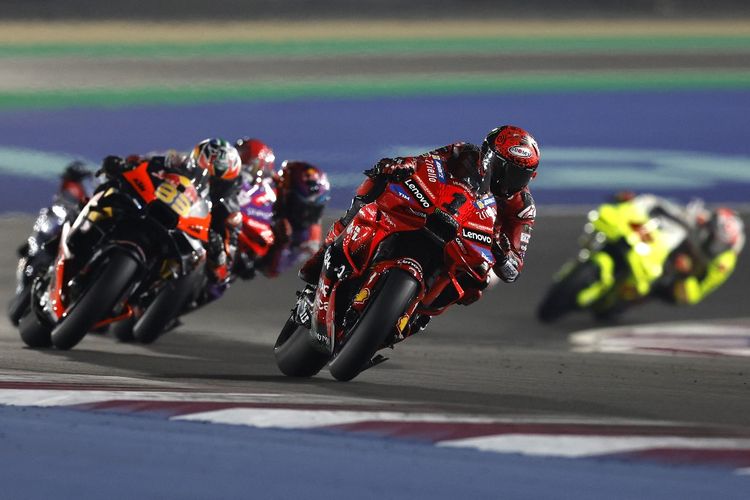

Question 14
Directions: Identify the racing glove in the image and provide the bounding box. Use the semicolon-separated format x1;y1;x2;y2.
492;234;520;283
365;158;416;182
99;155;126;178
206;230;230;283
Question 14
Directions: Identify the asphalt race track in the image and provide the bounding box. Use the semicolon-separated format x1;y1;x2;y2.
2;210;748;427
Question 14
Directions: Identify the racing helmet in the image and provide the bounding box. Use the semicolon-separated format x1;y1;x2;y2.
234;137;275;182
702;207;745;255
60;160;95;205
278;161;330;228
189;138;241;181
481;125;540;198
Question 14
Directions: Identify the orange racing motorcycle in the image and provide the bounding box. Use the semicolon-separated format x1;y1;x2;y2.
274;160;496;381
18;159;211;350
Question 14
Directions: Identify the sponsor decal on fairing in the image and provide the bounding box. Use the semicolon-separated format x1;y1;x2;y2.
396;257;423;277
353;288;370;305
403;179;432;209
461;227;493;245
464;220;494;232
425;156;447;184
389;184;413;203
396;314;410;334
468;242;494;263
473;195;496;210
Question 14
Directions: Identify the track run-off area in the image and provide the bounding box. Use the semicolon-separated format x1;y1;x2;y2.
0;19;749;498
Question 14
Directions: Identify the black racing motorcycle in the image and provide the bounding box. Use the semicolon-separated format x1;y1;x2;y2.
18;159;211;350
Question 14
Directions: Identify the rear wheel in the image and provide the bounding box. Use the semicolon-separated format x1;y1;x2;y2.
274;315;330;377
51;250;140;350
537;261;602;323
329;268;419;382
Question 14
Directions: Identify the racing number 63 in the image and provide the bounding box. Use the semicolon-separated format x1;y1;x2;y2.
155;182;191;217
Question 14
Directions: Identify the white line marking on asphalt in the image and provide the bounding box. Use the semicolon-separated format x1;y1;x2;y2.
437;435;750;457
173;408;498;427
0;389;284;407
570;319;750;357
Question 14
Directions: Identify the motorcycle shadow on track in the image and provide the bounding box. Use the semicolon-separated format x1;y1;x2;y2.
21;331;298;383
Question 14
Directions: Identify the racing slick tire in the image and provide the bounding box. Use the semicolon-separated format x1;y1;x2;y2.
274;315;330;377
111;315;136;343
50;250;140;350
8;283;31;326
133;272;197;345
18;309;52;348
537;261;601;323
329;268;419;382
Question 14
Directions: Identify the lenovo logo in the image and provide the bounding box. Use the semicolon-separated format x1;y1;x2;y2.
404;179;432;209
461;228;492;245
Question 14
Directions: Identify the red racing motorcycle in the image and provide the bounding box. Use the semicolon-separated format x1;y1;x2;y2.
274;162;496;381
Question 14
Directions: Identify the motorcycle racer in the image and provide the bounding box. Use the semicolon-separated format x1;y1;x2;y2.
614;193;745;306
299;125;540;306
260;160;330;277
9;161;97;324
232;137;330;280
101;139;243;297
235;137;276;184
188;138;243;290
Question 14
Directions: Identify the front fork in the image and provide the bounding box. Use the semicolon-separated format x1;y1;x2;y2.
308;243;427;353
309;244;351;354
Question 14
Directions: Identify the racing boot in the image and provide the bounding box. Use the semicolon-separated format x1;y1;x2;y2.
298;185;381;284
298;219;345;284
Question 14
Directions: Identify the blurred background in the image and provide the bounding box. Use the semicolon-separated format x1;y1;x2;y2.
0;0;748;213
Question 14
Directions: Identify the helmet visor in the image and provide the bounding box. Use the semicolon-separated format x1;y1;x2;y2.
486;151;534;197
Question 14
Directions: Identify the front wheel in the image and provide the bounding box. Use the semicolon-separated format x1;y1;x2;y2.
537;260;602;323
18;309;52;348
8;283;31;326
133;271;199;344
328;268;419;382
50;250;140;350
110;315;136;343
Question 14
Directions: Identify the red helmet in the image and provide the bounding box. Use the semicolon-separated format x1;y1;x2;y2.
481;125;540;198
234;137;275;182
59;160;94;205
189;138;241;181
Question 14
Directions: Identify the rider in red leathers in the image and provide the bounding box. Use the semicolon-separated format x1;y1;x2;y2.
299;125;540;308
262;160;330;277
233;138;331;279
